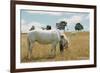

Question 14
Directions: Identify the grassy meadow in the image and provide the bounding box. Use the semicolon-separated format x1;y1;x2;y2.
21;32;89;63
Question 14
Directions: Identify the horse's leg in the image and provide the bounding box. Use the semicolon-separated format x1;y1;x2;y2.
27;38;33;60
50;43;57;57
27;38;30;59
29;43;33;59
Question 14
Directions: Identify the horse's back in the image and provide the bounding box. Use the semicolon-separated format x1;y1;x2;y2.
28;29;60;44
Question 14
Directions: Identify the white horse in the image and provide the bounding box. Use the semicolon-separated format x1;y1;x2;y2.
27;28;69;58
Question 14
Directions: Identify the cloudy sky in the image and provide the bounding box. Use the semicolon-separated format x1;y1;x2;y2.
21;10;90;33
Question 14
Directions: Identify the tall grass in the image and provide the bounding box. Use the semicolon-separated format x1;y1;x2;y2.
21;32;89;62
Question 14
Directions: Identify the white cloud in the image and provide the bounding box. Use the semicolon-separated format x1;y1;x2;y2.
57;15;85;31
21;19;26;25
21;19;46;33
21;19;28;33
21;19;27;33
21;24;29;33
67;15;83;24
58;15;84;25
26;11;63;16
28;21;46;29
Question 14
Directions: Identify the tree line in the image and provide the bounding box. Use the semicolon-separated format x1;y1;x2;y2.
56;21;84;32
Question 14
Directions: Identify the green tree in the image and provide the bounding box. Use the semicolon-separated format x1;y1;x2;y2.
75;23;84;31
56;21;67;32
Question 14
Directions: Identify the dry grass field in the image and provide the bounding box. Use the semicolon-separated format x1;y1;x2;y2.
21;32;89;63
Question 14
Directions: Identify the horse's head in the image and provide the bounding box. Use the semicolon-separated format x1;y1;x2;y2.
59;33;69;52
